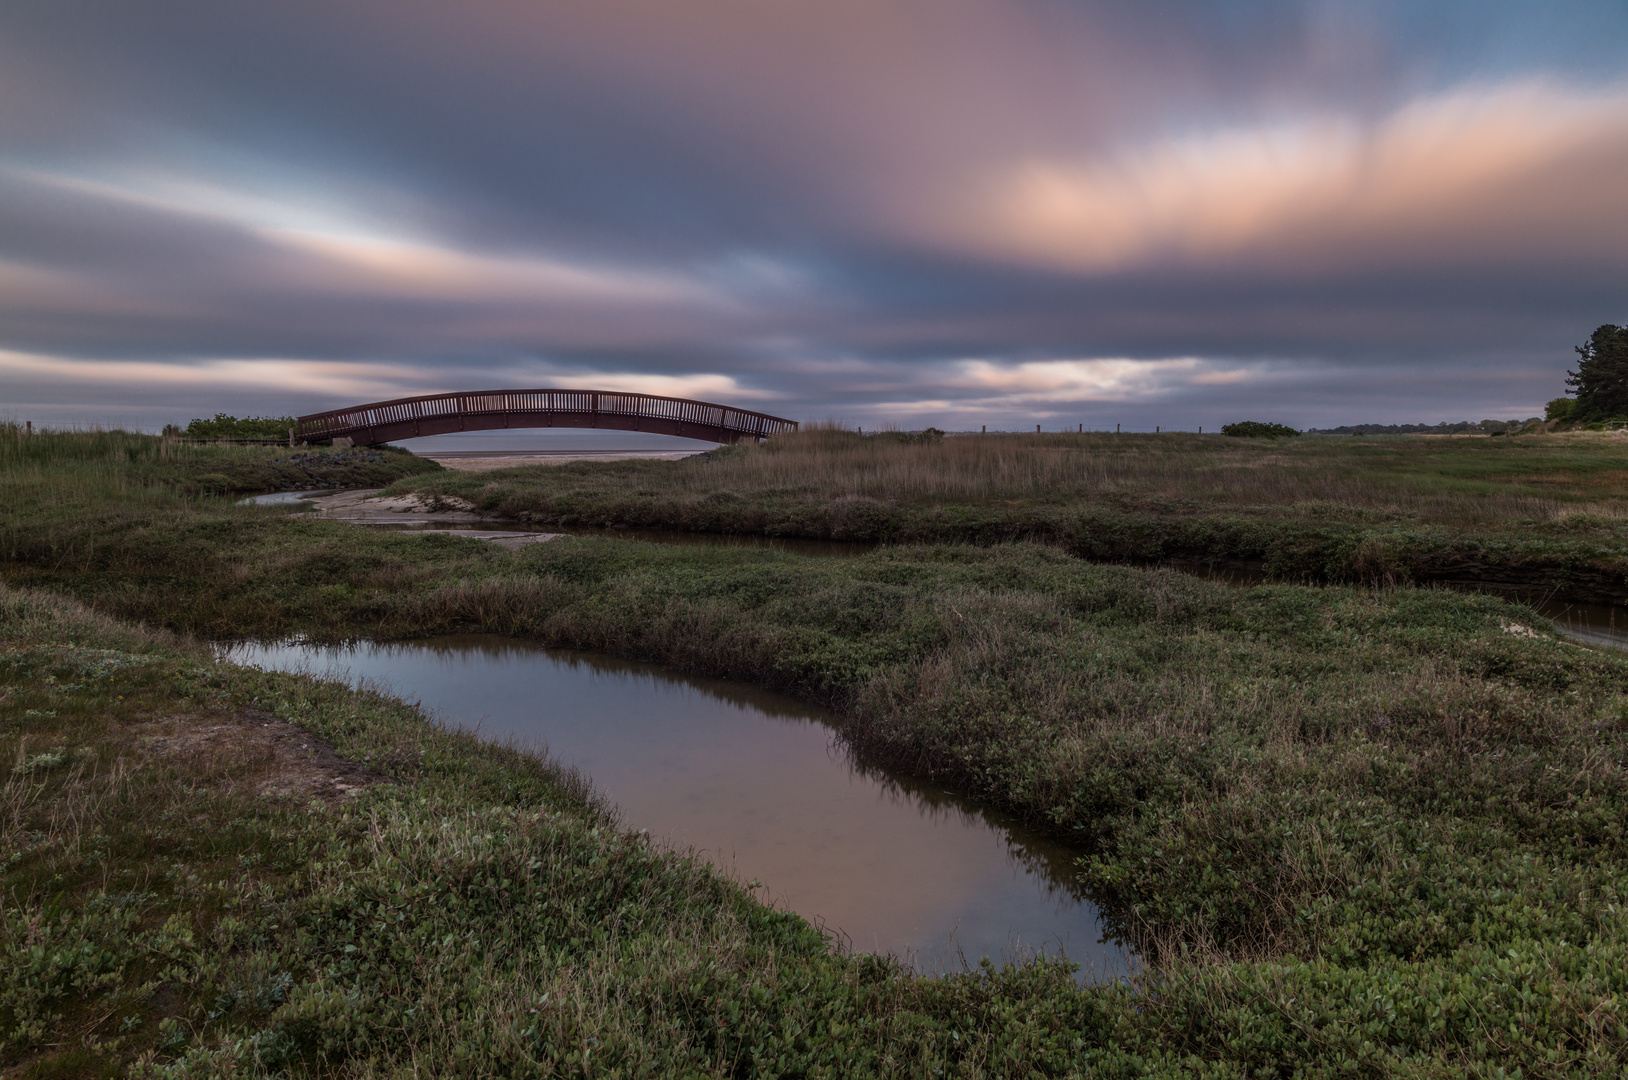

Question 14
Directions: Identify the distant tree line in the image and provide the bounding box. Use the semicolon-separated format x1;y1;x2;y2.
1307;418;1541;436
1221;421;1299;439
1306;324;1628;436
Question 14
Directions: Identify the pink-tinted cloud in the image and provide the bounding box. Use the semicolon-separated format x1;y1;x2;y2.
0;0;1624;430
919;80;1628;273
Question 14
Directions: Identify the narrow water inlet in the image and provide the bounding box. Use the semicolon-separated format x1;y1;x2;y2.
239;490;873;557
241;491;1628;646
223;634;1131;981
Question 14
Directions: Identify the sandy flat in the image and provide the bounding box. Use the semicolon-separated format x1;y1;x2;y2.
287;489;564;548
300;489;489;523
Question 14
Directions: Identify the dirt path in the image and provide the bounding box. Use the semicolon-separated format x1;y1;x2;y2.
136;708;392;803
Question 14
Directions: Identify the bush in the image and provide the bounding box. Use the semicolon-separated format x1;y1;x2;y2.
1566;324;1628;421
1545;397;1575;421
872;428;945;445
1220;421;1299;439
183;414;296;440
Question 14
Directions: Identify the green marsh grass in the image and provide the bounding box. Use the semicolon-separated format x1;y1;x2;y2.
384;425;1628;599
4;428;1628;1075
388;424;1628;521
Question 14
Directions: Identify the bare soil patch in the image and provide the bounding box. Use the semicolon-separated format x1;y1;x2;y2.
135;708;391;803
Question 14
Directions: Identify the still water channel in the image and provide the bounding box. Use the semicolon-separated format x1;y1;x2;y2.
245;491;1628;647
232;487;1628;981
224;634;1130;981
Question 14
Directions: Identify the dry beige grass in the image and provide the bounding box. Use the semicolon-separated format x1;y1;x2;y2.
706;426;1611;521
399;426;1628;528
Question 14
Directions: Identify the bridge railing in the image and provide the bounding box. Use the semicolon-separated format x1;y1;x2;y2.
294;389;798;444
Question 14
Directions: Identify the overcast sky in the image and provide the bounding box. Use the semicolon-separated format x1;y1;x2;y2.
2;0;1626;432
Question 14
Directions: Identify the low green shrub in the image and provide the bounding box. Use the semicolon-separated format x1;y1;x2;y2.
183;414;298;441
1220;420;1300;439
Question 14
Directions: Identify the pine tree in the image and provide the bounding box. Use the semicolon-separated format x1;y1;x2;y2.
1566;324;1628;420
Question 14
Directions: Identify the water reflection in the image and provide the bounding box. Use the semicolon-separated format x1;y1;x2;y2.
1483;593;1628;650
223;634;1127;981
239;491;319;507
361;522;873;558
545;525;875;558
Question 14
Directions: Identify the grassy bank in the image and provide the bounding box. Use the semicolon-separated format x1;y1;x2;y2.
6;429;1628;1074
383;427;1628;600
0;424;437;511
2;587;1117;1077
8;569;1628;1077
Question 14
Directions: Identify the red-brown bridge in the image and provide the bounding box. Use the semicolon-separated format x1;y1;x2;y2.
294;389;798;446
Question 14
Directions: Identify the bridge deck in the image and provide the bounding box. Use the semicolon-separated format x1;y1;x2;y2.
295;389;797;447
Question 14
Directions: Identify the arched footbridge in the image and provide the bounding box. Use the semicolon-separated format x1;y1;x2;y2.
295;389;798;446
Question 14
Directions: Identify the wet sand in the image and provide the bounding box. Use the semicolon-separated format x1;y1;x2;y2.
245;489;563;549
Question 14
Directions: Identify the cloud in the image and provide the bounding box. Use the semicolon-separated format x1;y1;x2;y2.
0;0;1624;431
0;347;776;417
0;349;428;400
928;80;1628;273
955;358;1206;400
8;164;737;306
266;229;718;306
